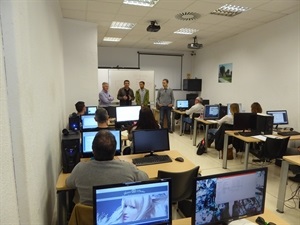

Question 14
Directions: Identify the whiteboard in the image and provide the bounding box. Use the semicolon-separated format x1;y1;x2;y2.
98;69;155;103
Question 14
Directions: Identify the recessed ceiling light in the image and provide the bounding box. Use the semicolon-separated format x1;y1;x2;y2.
174;28;198;35
123;0;159;7
154;41;172;45
175;12;201;21
210;4;251;17
103;37;122;42
110;21;136;30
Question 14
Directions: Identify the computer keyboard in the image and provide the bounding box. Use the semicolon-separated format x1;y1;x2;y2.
277;131;300;136
238;131;260;137
132;155;172;166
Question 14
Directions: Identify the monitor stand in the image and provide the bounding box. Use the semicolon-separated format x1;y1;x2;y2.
144;151;158;157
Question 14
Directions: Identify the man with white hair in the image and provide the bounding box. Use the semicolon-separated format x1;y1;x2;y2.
98;82;114;107
184;97;204;124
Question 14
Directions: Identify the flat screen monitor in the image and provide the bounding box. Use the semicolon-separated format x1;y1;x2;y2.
81;114;98;130
81;129;121;157
116;106;141;123
93;178;172;225
103;106;116;118
227;103;242;115
266;110;288;127
132;129;170;156
85;106;97;115
233;113;257;131
192;167;268;225
176;99;189;110
204;105;220;120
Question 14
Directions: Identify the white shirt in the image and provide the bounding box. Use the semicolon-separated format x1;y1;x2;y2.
186;103;204;118
217;114;233;125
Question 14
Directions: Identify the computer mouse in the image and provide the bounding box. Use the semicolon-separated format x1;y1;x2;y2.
175;157;184;162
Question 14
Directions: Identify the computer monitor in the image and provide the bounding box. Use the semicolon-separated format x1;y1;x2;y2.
81;114;98;130
103;106;116;118
85;106;97;115
204;105;220;120
227;103;242;115
192;167;268;225
132;129;170;156
233;113;257;131
116;106;141;123
266;110;288;129
93;178;172;225
176;99;189;110
81;129;121;157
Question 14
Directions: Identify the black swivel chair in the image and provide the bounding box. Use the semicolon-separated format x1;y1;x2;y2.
250;136;290;164
157;166;200;218
182;113;201;139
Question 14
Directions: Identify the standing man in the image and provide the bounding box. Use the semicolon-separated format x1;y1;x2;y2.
156;79;174;133
135;81;149;106
98;82;114;107
117;80;135;106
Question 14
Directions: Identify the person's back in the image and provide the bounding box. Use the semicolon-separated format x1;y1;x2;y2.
66;130;149;205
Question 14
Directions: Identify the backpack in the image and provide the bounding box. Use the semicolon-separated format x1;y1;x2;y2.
196;138;206;155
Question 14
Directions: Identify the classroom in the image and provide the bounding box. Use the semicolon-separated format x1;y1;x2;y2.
1;1;299;224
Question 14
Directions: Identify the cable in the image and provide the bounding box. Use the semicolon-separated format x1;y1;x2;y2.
284;184;300;209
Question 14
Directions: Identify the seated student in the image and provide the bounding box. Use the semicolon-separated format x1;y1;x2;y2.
251;102;263;113
94;107;109;129
207;103;240;159
66;130;149;205
75;101;86;116
183;97;204;129
124;107;160;154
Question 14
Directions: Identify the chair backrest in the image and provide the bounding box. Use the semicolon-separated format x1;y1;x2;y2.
69;203;93;225
157;166;200;203
262;136;290;160
214;123;234;150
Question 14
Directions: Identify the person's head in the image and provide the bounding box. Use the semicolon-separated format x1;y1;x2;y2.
102;82;109;92
195;97;203;105
75;101;86;115
94;108;109;126
124;80;130;89
139;81;145;89
251;102;262;113
230;103;240;115
136;107;159;130
92;130;116;161
121;195;154;222
162;79;168;88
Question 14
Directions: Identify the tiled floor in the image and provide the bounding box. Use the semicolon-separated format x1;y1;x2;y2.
168;126;300;224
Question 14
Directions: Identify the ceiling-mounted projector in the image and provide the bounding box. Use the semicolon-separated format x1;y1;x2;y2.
147;21;160;32
187;36;203;49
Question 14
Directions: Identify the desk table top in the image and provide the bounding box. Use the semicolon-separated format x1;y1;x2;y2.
283;155;300;166
194;117;218;125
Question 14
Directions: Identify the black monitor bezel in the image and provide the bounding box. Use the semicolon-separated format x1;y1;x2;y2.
93;178;172;225
233;113;257;131
116;105;141;123
176;99;189;109
81;114;98;130
80;129;121;158
204;104;220;120
132;129;170;155
85;106;97;115
266;110;289;126
192;167;268;225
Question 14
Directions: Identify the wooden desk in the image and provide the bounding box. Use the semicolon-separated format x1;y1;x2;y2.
56;150;195;225
222;131;300;170
276;155;300;213
193;118;217;146
172;109;187;135
172;208;289;225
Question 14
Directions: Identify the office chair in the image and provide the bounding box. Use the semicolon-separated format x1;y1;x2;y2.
182;113;201;139
68;203;93;225
157;166;200;218
250;136;290;165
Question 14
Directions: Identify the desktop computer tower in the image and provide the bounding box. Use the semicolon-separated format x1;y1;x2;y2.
61;133;80;173
68;114;81;131
256;114;274;135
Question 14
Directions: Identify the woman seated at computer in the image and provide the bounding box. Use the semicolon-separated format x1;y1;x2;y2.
207;103;240;159
251;102;262;113
124;107;160;154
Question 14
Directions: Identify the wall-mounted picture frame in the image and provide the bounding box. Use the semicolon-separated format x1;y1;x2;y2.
218;63;232;83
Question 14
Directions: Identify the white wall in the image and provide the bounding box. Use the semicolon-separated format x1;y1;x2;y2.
194;12;300;131
0;1;65;224
98;47;203;101
63;19;98;116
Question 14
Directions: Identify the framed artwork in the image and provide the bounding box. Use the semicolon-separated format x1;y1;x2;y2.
218;63;232;83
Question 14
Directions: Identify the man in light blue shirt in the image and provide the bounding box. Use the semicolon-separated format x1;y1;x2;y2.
98;82;114;107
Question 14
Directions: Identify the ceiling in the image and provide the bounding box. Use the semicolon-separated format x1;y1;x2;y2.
59;0;300;51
